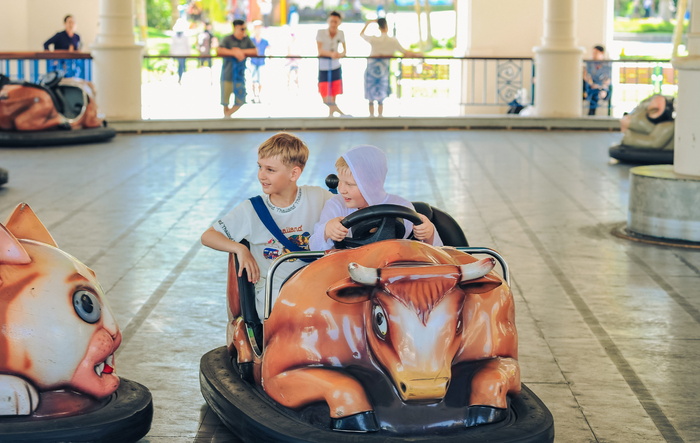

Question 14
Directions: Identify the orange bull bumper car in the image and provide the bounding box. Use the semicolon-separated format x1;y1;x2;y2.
200;204;554;442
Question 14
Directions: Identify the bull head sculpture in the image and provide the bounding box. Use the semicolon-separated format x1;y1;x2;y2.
326;258;501;402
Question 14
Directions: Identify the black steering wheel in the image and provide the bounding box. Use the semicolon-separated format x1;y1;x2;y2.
39;71;63;88
334;204;423;249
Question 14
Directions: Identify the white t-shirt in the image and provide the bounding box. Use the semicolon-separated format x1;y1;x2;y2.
362;33;405;57
213;185;332;317
316;28;345;71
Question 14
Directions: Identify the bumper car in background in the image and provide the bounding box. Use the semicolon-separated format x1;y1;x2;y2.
200;202;555;442
0;203;152;442
0;72;116;147
609;94;675;164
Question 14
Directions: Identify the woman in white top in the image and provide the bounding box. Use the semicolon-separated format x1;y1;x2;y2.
360;18;421;117
316;11;347;117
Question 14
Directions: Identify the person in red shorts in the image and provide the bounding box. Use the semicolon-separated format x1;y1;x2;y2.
316;11;348;117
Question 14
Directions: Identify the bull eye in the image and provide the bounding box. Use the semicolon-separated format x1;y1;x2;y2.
373;304;388;338
73;289;102;324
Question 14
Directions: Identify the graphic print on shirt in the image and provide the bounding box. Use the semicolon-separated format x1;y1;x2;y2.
263;238;280;260
262;231;311;261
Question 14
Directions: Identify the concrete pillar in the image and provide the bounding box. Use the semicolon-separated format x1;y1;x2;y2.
672;0;700;177
532;0;584;117
91;0;143;121
626;1;700;243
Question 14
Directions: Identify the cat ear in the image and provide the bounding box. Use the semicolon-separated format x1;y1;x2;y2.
4;203;58;248
0;224;31;265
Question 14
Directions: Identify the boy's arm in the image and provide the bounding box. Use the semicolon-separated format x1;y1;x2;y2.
201;227;260;283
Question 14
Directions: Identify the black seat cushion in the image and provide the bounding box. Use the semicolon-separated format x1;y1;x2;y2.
412;201;469;247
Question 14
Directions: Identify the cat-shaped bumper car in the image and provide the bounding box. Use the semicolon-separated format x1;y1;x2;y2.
0;203;152;442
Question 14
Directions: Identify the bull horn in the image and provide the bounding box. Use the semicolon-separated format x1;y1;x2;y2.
459;257;496;282
348;262;379;285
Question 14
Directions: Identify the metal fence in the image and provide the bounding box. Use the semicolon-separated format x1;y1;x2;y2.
0;52;678;119
139;55;536;119
0;52;92;83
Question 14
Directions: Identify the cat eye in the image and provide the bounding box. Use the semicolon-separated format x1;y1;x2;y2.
73;289;102;324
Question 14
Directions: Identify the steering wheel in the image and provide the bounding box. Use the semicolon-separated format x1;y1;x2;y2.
334;204;424;249
39;71;63;88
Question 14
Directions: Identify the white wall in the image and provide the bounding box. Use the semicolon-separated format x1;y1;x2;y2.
456;0;611;59
0;0;100;51
0;0;29;51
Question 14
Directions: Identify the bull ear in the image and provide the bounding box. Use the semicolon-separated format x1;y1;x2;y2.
327;278;373;304
459;273;502;294
0;224;31;265
4;203;57;247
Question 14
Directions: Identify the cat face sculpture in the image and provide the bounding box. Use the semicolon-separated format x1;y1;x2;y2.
0;203;121;415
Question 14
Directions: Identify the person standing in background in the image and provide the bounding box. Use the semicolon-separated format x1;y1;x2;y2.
43;15;81;51
259;0;272;27
583;45;611;116
198;22;215;68
316;11;347;117
218;19;258;117
360;18;421;117
170;19;192;85
250;21;269;104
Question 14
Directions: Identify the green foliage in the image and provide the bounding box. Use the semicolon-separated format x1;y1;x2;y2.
200;0;227;23
390;3;454;13
147;28;170;38
147;0;173;29
618;54;670;60
409;36;455;53
614;17;688;33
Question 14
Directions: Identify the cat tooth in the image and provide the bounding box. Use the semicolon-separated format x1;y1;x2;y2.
95;361;105;376
106;354;114;367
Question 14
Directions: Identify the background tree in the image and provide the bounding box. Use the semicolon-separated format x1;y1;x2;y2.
199;0;227;23
147;0;175;29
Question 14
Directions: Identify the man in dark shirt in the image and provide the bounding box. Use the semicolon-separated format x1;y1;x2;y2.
217;19;257;117
583;45;611;116
44;15;81;51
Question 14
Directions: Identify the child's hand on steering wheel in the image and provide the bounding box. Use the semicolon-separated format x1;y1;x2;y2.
325;217;349;242
413;214;436;244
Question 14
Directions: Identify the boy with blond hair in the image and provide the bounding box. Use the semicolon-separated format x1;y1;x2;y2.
202;132;332;317
309;144;441;250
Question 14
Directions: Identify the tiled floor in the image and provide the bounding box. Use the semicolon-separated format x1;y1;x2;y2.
1;128;697;442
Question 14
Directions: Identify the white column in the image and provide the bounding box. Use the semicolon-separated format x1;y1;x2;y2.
672;0;700;177
90;0;143;121
532;0;584;117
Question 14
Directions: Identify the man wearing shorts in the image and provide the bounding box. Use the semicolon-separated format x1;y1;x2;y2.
218;20;258;117
316;11;347;117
